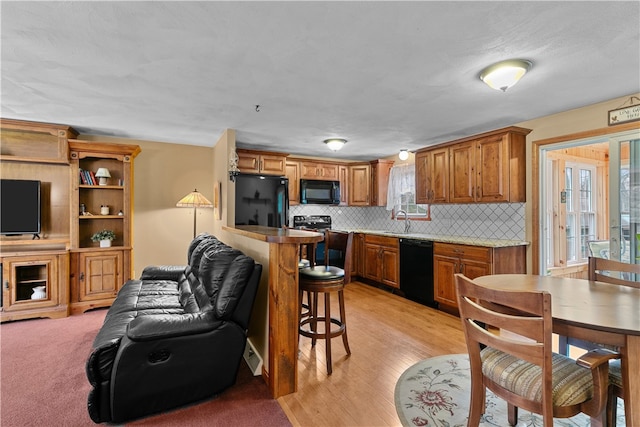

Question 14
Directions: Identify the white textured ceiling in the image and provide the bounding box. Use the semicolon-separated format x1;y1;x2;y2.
2;1;639;161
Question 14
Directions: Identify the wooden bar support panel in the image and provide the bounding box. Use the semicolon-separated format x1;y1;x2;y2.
224;225;323;398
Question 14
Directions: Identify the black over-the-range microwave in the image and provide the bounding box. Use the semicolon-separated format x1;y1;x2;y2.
300;179;340;205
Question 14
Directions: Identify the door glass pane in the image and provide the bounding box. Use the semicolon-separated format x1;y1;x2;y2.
619;139;639;267
565;167;573;213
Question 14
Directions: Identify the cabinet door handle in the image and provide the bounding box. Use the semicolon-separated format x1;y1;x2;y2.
4;280;8;289
79;272;85;281
459;263;464;273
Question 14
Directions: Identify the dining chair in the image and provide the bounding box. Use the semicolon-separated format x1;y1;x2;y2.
558;257;640;356
298;230;353;375
588;257;640;426
455;273;619;427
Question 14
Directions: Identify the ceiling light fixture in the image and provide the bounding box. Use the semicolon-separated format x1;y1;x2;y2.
324;138;347;151
398;149;409;161
479;59;532;92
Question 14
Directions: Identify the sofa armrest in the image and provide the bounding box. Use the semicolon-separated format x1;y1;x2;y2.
140;265;186;281
127;312;223;341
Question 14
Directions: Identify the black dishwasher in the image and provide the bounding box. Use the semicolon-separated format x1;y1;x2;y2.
399;239;436;308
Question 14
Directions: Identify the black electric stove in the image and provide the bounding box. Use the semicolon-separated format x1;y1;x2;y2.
292;215;332;230
292;215;341;265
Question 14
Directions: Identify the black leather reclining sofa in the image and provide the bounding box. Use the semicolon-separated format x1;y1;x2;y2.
86;233;262;423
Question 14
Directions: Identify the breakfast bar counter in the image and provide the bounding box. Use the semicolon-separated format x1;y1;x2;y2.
223;225;323;398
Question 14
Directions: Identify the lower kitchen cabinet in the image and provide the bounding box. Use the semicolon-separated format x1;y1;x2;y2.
433;242;526;309
70;249;127;314
1;250;70;322
363;234;399;289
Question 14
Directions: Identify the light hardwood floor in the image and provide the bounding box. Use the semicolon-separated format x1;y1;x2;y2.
277;281;468;427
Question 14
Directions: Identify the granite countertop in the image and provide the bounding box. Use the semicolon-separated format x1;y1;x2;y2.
333;228;529;248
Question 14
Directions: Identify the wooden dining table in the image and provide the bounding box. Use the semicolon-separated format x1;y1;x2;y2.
474;274;640;427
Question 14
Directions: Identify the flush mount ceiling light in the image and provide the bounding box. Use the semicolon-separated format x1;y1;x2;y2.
398;149;409;160
324;138;347;151
479;59;532;92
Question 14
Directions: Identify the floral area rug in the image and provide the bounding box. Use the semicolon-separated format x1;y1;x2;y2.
394;354;625;427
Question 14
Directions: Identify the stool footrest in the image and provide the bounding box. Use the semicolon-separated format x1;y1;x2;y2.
300;317;346;340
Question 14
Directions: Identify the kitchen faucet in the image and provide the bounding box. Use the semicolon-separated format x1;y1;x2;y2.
396;210;411;234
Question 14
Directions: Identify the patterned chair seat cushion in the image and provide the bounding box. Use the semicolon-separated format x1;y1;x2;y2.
480;347;594;406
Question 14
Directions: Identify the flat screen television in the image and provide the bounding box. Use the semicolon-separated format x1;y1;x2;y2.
0;179;41;237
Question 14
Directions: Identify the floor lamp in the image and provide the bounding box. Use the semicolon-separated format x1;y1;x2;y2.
176;189;213;239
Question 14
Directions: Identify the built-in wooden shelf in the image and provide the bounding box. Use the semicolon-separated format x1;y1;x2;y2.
79;215;124;220
79;185;124;190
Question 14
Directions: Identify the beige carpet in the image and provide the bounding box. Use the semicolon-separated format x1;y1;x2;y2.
394;353;625;427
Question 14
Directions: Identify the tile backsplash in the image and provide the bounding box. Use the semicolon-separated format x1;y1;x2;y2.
290;203;526;241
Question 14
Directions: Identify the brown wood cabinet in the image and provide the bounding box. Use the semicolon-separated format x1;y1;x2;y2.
348;160;394;207
1;120;77;321
416;147;449;204
433;242;526;309
339;165;349;205
0;119;141;319
74;250;123;303
236;149;286;175
299;161;339;180
352;232;364;278
370;159;394;207
1;250;70;322
415;126;531;204
363;234;399;288
285;160;300;205
68;140;140;314
348;163;371;206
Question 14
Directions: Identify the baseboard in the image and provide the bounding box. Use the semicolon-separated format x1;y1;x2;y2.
243;337;263;376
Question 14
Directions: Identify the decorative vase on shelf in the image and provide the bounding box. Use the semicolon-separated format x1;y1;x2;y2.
31;286;46;300
100;239;112;248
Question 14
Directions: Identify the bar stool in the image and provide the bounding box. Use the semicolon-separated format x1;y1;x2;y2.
298;239;316;319
298;230;353;374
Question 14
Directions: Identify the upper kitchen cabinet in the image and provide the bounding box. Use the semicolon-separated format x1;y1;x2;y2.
285;160;300;205
348;163;371;206
370;159;394;207
299;161;339;180
416;147;449;204
339;165;349;205
236;149;287;175
348;160;394;207
416;126;531;204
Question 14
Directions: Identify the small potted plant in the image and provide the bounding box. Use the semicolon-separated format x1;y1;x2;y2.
91;229;116;247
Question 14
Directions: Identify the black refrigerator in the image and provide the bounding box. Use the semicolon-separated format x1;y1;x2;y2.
234;173;289;228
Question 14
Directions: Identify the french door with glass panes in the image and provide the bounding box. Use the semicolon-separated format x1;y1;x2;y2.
541;129;639;273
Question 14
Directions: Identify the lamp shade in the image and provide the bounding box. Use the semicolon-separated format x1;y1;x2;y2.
398;149;409;161
176;189;213;208
95;168;111;178
324;138;347;151
176;189;213;239
95;168;111;185
479;59;532;92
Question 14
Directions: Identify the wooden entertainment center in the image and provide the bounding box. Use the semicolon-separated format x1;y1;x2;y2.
0;119;140;322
